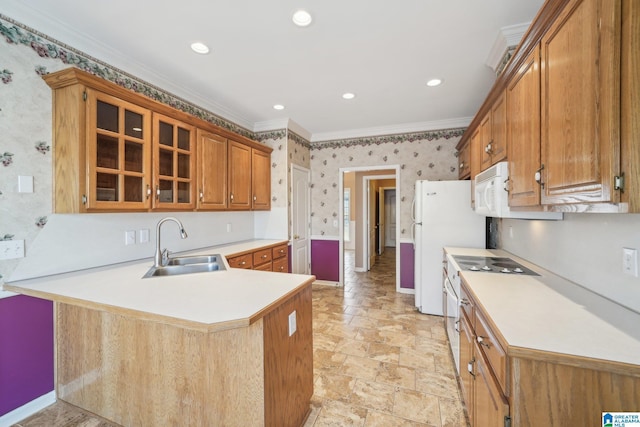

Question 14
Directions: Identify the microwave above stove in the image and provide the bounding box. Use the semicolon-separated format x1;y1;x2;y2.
474;162;563;220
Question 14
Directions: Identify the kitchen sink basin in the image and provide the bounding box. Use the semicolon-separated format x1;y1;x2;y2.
143;254;226;278
166;255;222;266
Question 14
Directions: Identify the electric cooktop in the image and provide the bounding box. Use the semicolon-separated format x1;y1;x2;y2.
451;255;540;276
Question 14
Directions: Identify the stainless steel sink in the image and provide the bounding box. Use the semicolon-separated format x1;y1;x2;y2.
143;254;226;278
166;255;222;266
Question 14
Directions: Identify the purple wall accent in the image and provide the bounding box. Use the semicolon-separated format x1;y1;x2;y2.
0;295;54;416
311;239;339;282
400;242;415;289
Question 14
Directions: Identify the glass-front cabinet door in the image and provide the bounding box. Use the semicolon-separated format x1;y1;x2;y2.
86;89;152;210
152;113;196;210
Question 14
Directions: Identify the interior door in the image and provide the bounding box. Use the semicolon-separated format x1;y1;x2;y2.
291;165;310;274
384;189;396;247
378;188;385;255
368;181;377;269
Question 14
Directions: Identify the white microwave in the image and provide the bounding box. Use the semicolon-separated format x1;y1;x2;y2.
474;162;563;220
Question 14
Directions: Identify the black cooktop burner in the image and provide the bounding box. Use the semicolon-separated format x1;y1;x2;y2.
451;255;539;276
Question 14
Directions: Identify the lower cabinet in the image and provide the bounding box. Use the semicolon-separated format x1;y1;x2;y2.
227;242;289;273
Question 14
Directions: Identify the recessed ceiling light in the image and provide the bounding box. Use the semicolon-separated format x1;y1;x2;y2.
292;9;313;27
273;104;285;110
342;92;356;100
427;78;443;87
190;42;210;54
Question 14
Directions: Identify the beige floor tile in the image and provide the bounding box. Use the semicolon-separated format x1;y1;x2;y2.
375;362;417;390
355;327;387;343
393;388;442;426
340;355;382;380
349;379;396;413
399;347;437;371
315;348;348;370
334;338;371;357
314;372;357;400
415;369;460;399
368;342;401;364
313;399;368;427
365;410;434;427
350;315;382;329
438;396;468;427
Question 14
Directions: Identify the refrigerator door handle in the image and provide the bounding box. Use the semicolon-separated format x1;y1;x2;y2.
411;198;416;222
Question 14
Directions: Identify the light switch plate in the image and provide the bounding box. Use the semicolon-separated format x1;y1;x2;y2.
288;311;297;336
125;230;136;246
623;248;638;277
18;175;34;193
139;229;150;243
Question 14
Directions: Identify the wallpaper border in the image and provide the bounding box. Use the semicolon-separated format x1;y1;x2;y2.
311;128;466;150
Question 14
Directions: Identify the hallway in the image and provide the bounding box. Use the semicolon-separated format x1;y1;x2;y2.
305;247;467;426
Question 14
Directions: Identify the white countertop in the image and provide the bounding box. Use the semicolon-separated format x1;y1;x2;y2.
445;246;640;367
4;240;315;331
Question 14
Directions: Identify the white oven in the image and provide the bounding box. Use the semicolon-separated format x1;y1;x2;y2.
443;255;461;374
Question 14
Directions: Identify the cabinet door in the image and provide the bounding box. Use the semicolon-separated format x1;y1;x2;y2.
196;130;227;210
459;313;475;426
152;113;196;209
457;141;471;180
540;0;621;205
470;128;482;181
479;113;493;171
228;140;252;210
86;89;152;210
474;341;509;427
490;92;507;164
251;149;271;210
507;45;542;207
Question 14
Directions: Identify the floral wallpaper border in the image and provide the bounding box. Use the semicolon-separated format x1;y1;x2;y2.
311;128;466;151
0;14;255;140
254;129;287;143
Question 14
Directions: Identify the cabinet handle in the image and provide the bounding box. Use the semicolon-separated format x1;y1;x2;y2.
146;185;151;199
261;254;267;259
230;193;234;201
459;162;464;169
467;358;476;378
535;164;545;189
279;249;285;254
253;195;257;201
199;189;203;202
279;266;284;271
477;336;491;348
155;186;160;200
503;178;510;193
240;261;246;265
293;234;299;239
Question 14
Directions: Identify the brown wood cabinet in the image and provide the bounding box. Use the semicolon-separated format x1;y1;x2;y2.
479;91;507;172
457;140;471;180
540;0;621;206
507;45;542;208
152;113;196;209
227;242;289;273
456;0;638;212
459;280;509;426
44;67;272;213
196;130;227;210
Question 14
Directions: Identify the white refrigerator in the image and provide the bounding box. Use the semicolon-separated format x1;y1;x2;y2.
413;180;486;315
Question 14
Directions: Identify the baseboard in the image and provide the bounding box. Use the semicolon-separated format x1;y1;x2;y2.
354;267;366;272
313;279;342;287
0;391;56;427
397;287;415;295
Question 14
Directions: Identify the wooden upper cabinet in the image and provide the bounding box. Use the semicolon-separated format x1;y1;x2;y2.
252;148;271;210
457;141;471;180
196;130;227;210
228;140;252;210
152;113;196;210
507;45;542;208
470;128;482;181
479;91;507;172
540;0;621;206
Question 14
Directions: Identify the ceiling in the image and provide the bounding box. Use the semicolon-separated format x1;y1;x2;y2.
2;0;544;141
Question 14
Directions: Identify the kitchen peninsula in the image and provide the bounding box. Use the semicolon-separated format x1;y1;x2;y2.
4;246;315;427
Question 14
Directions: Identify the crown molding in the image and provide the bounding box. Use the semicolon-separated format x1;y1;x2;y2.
486;22;531;73
310;117;472;143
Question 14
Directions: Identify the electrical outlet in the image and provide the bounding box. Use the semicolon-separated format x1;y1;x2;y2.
125;230;136;246
623;248;638;277
288;311;297;336
0;240;25;260
139;229;150;243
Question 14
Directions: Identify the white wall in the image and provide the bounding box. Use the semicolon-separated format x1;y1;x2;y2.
500;214;640;313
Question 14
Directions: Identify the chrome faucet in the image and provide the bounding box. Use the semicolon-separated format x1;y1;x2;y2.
154;217;188;268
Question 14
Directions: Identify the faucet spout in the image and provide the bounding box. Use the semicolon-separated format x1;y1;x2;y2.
154;217;188;268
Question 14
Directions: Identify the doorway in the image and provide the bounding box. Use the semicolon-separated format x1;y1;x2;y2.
291;164;310;274
339;165;401;291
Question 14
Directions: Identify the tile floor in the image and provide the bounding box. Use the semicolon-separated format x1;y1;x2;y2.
13;248;468;427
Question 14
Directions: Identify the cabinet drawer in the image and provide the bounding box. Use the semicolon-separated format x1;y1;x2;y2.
272;244;288;260
475;309;507;392
460;281;475;330
254;261;272;272
272;257;288;273
253;248;272;266
227;254;253;269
